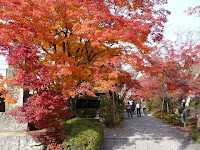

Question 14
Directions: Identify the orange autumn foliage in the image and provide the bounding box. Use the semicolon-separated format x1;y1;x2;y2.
0;0;169;144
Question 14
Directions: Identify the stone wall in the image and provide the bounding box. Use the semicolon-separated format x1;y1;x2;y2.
5;88;24;112
0;133;44;150
5;66;24;112
0;113;44;150
0;112;27;132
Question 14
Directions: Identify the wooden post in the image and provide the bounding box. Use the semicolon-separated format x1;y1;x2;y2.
161;82;166;118
112;91;115;126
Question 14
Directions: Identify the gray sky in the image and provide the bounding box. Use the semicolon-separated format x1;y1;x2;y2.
0;0;200;76
163;0;200;40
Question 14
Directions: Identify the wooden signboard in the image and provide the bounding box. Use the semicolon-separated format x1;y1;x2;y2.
76;99;100;109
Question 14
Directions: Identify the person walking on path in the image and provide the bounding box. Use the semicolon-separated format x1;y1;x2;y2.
127;99;133;106
126;102;133;119
132;100;136;113
136;101;141;117
127;99;135;113
141;100;147;116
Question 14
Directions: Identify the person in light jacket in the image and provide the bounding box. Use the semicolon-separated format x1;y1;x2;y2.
136;101;141;117
141;100;147;116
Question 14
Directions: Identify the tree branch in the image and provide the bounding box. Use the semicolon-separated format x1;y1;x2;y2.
41;46;49;53
63;42;66;53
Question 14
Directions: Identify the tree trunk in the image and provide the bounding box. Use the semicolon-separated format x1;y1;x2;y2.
112;91;115;126
197;114;200;128
166;100;169;113
161;96;165;118
161;82;166;118
69;97;77;115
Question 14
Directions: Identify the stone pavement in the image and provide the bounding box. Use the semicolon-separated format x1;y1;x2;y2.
101;112;200;150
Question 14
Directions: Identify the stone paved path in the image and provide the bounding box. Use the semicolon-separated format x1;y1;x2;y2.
101;112;200;150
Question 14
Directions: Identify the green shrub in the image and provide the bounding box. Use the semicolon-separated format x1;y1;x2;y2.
151;99;162;112
147;98;176;114
147;101;153;111
100;113;114;127
146;99;163;113
115;112;123;125
153;112;183;126
63;118;104;150
77;109;97;118
74;93;124;127
99;93;124;127
190;100;200;108
190;128;200;143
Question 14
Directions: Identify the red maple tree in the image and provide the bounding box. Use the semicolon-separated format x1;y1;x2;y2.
0;0;170;144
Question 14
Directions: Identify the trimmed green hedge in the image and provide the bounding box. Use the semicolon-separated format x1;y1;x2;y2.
190;127;200;143
63;118;104;150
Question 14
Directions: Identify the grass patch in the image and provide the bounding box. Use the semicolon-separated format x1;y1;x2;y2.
190;100;200;108
190;127;200;143
153;112;183;126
